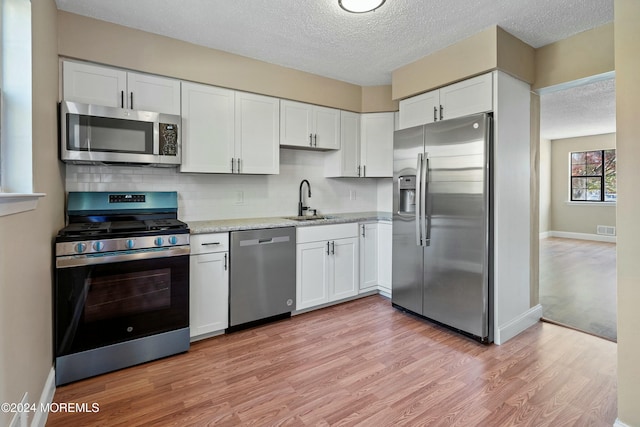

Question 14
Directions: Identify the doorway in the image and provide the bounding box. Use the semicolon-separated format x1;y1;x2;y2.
538;75;617;342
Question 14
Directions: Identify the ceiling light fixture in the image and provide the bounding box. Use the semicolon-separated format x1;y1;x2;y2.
338;0;386;13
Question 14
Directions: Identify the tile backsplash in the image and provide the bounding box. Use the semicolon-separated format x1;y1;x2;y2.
66;149;390;221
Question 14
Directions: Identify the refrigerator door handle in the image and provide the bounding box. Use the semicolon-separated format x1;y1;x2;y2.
415;153;423;246
423;156;431;246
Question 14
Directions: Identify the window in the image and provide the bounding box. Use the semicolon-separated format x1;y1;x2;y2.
570;149;616;202
0;0;44;216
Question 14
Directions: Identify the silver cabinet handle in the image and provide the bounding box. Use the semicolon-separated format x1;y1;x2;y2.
326;241;330;255
331;241;335;255
231;158;235;173
313;134;318;147
439;105;444;121
433;106;437;122
130;92;134;109
363;165;366;177
201;242;221;246
357;165;361;177
121;91;125;108
224;253;228;270
309;133;313;147
237;158;241;173
361;224;366;238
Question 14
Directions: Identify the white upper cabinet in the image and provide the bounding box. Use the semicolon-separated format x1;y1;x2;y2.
180;82;235;173
439;73;493;121
325;111;393;178
62;61;180;115
126;72;181;115
180;82;279;174
280;100;340;150
360;112;394;177
234;92;280;174
398;73;493;129
325;111;360;177
398;89;439;129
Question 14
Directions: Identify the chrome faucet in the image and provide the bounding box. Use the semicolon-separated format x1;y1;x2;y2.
298;179;311;216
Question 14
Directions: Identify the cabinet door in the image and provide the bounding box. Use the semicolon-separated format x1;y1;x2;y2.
361;112;394;177
296;241;330;310
190;252;229;338
398;89;438;129
331;237;359;301
440;73;492;120
359;223;378;292
314;106;341;150
326;111;360;177
377;222;392;294
280;100;314;148
180;82;235;173
235;92;280;174
126;72;181;115
62;61;127;108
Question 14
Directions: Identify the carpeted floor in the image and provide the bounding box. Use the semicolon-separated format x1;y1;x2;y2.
539;237;617;342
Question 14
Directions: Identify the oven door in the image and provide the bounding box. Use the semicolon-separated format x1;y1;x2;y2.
55;249;189;357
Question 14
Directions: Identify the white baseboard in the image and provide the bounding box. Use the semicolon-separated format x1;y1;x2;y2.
539;231;550;239
494;304;543;345
31;367;55;427
614;419;631;427
547;231;616;243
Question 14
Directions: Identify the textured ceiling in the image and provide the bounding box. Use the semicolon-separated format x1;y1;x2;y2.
540;78;616;140
55;0;615;139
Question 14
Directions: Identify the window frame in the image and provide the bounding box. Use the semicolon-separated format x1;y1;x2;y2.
569;148;616;203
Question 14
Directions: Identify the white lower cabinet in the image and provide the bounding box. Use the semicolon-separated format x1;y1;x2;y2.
359;222;378;293
296;223;359;311
377;222;392;296
189;233;229;339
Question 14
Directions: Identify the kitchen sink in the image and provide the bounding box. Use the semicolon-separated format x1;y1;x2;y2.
284;215;334;221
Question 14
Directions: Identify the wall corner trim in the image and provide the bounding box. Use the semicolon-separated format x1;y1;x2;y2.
495;304;543;345
31;367;56;427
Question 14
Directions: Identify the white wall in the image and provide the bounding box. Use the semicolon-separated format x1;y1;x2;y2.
539;138;551;234
66;149;383;221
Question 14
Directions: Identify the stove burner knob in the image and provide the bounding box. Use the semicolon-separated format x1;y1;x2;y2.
93;241;105;252
125;239;135;250
154;237;164;247
168;236;178;245
75;242;87;253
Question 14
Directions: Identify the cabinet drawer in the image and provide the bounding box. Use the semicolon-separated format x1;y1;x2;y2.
190;233;229;254
297;223;358;244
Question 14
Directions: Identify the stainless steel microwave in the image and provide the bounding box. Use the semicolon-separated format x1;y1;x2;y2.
60;101;181;166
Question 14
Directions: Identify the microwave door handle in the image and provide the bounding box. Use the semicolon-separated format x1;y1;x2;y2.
121;91;124;109
130;92;134;110
415;153;423;246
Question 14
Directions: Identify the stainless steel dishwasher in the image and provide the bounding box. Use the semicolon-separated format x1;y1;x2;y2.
229;227;296;329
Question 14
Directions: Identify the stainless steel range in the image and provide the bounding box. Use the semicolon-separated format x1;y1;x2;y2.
54;191;190;386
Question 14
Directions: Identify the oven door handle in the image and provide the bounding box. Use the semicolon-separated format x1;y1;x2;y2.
56;246;190;268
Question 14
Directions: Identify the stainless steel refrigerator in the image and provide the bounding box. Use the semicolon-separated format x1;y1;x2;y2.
392;113;492;343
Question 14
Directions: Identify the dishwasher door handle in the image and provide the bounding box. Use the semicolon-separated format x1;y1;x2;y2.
239;236;291;247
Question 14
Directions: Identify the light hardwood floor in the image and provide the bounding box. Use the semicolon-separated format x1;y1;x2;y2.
47;295;617;426
539;237;617;341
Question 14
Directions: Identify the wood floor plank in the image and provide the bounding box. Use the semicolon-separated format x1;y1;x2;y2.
47;295;617;426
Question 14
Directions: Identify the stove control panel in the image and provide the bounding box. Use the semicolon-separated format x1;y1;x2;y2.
57;234;190;257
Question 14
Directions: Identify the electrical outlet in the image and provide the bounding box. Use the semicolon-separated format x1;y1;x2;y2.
235;191;244;205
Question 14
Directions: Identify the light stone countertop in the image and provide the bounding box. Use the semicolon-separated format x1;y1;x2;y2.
187;211;392;234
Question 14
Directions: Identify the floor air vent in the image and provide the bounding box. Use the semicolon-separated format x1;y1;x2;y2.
597;225;616;236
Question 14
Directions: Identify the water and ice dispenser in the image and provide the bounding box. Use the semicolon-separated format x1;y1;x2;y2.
398;175;416;213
